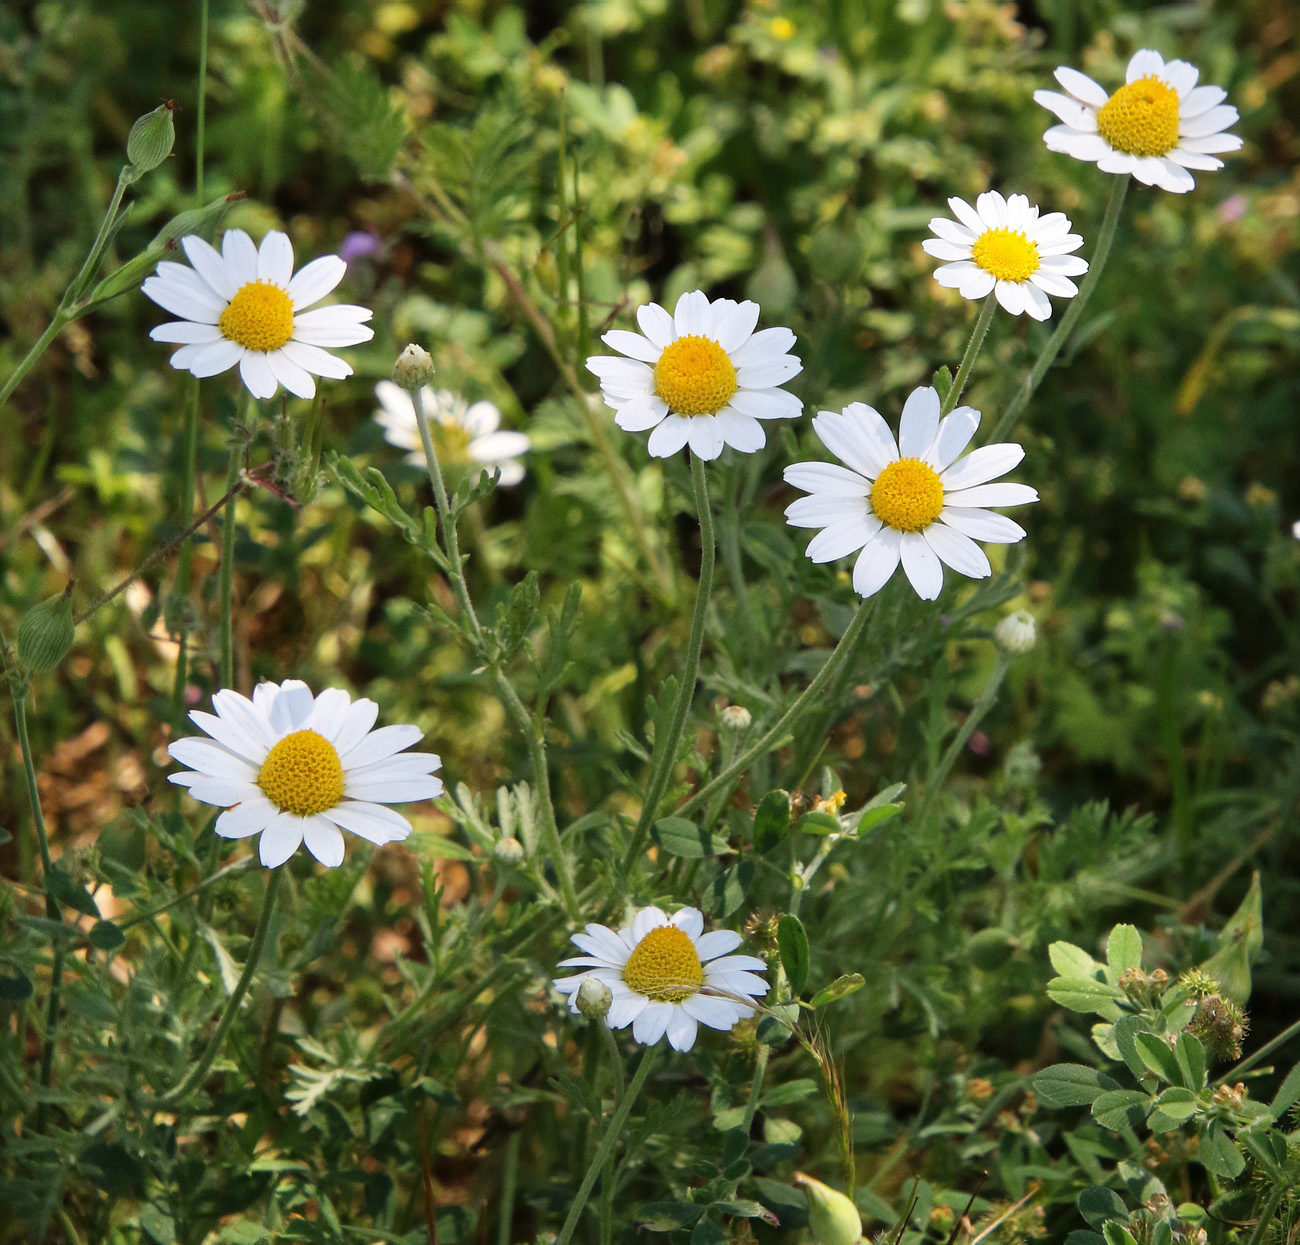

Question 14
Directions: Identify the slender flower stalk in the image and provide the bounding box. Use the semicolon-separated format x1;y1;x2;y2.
989;176;1128;442
674;598;878;820
942;293;997;416
554;1046;659;1245
218;395;251;688
622;454;716;872
157;866;284;1104
406;378;581;918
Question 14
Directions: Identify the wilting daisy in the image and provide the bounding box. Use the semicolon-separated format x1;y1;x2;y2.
585;291;802;460
554;906;769;1051
142;229;374;399
1034;50;1242;194
784;386;1038;601
923;192;1088;321
169;679;443;869
373;382;530;487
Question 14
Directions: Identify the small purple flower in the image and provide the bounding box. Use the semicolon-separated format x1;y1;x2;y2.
339;230;382;266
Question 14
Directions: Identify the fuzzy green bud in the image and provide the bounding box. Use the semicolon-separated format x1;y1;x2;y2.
576;978;612;1021
994;609;1037;654
124;101;176;182
17;586;75;675
794;1172;862;1245
393;343;435;390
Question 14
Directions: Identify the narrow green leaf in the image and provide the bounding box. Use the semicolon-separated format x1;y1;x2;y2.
777;914;810;996
808;973;865;1009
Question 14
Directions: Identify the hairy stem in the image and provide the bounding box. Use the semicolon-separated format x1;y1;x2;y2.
943;292;997;416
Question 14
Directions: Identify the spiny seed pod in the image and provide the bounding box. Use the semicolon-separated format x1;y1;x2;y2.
17;586;75;675
1188;994;1248;1063
794;1172;862;1245
125;101;176;179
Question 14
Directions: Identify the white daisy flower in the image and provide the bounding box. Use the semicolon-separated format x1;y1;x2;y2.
168;679;443;869
553;905;769;1052
923;192;1088;321
585;291;802;461
1034;49;1242;195
784;386;1038;601
142;229;374;400
373;382;530;487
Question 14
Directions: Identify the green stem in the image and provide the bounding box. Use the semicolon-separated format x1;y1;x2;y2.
157;866;284;1105
408;383;579;917
554;1045;659;1245
622;454;716;872
719;470;755;659
740;1043;770;1136
674;598;876;821
0;316;68;411
195;0;209;200
66;170;131;307
13;694;54;880
170;382;203;718
942;292;997;416
914;653;1010;830
496;1129;522;1245
989;175;1128;442
219;398;251;688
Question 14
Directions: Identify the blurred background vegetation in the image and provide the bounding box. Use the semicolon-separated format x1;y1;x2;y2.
2;0;1300;1240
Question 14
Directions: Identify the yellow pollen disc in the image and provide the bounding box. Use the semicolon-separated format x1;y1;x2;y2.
622;926;705;1003
653;335;738;417
434;420;473;462
1096;76;1181;157
971;229;1039;282
218;281;295;352
257;729;345;817
871;458;944;533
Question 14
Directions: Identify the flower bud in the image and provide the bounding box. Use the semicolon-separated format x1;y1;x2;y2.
393;344;435;390
17;586;75;675
494;835;525;863
124;102;176;181
794;1172;862;1245
719;704;752;731
576;978;612;1021
994;609;1036;654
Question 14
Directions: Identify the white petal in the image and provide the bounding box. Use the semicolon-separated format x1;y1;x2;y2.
1127;49;1166;83
734;355;801;389
171;775;261;806
1043;128;1113;163
665;1010;698;1051
923;523;991;580
257;231;295;287
806;517;876;563
168;737;259;781
185;711;266;764
187;339;244;379
1097;150;1139;174
686;415;726;460
1161;59;1199;96
141;275;224;324
258;814;304;868
900;530;943;600
938;508;1026;544
947;197;985;235
922;239;973;262
1033;90;1098;131
238;353;278;399
1021;283;1053;321
812;406;896;478
684;994;747;1028
322;801;412;845
706;954;769;974
1054;66;1109;107
694;930;742;961
1153;158;1197;194
928;217;977;246
303;816;346;867
471;431;530;462
783;461;872;497
708;971;770;996
670;908;704;938
714;299;760;351
995;280;1027;316
673;290;711;337
221;229;260;287
601;329;660;363
339;723;422;768
214;798;279;840
631;907;669;940
925;408;981;472
975;191;1008;228
289;309;373;348
785;493;867;528
1038;254;1089;276
333;699;380;758
281;340;352;380
635;302;676;349
729;326;797;368
181;234;238;300
1180;86;1226;118
646;414;692;458
1167;149;1224;171
1180;105;1239;138
287;255;346;309
943;482;1039;508
714;409;766;453
267;350;317;399
608;995;650;1029
1029;269;1079;298
728;387;802;421
852;527;901;598
615;395;670;432
1177;132;1242;154
940;443;1025;491
632;1001;673;1046
210;690;277;751
348;752;442;780
266;680;315;733
898;386;940;458
150;321;223;344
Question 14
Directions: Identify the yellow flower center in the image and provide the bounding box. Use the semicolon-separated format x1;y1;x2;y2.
971;229;1040;283
653;336;738;417
434;420;473;462
257;729;345;817
871;458;945;533
1096;76;1181;157
218;281;295;353
622;926;705;1003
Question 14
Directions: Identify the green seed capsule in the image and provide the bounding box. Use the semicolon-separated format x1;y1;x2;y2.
17;589;75;675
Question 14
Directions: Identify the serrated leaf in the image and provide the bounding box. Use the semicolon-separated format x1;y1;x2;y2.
1134;1033;1181;1085
652;818;728;859
1050;941;1099;978
777;914;809;996
809;973;865;1009
1091;1089;1152;1130
1106;924;1143;976
1031;1064;1122;1108
752;790;790;853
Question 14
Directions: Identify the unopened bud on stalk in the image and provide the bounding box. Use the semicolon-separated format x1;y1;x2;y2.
17;584;76;675
576;978;612;1021
393;343;435;390
124;102;176;181
994;609;1036;654
794;1172;862;1245
494;836;525;863
719;704;752;731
